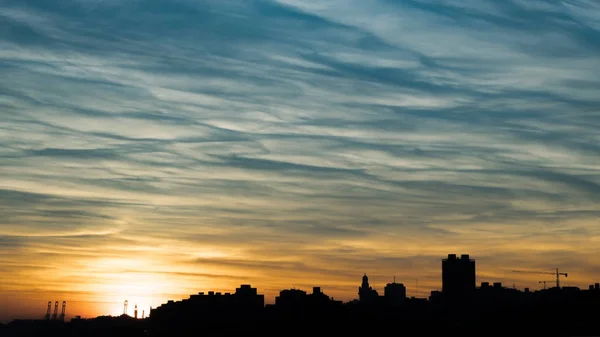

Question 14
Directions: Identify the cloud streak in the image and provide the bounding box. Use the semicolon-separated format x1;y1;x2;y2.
1;0;600;322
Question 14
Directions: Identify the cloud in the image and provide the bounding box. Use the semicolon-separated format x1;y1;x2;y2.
1;0;600;321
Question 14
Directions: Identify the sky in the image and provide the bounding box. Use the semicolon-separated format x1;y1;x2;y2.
1;0;600;323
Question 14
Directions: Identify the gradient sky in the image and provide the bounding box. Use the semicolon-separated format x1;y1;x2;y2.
1;0;600;323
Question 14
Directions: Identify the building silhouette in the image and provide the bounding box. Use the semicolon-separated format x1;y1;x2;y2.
442;254;475;302
275;286;342;315
275;288;307;310
149;284;263;329
5;253;600;337
358;274;379;305
384;281;406;307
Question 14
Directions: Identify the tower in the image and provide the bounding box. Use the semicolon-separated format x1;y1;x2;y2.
134;304;138;319
442;254;476;301
384;280;407;306
124;300;128;316
361;274;369;288
358;273;378;303
358;273;370;299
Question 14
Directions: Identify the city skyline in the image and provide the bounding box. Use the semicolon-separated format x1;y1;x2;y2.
2;253;598;323
2;0;600;324
7;269;600;337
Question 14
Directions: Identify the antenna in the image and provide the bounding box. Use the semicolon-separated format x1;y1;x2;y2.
393;276;396;283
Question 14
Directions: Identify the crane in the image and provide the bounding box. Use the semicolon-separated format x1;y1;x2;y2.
512;268;567;288
538;280;554;290
45;301;52;320
59;301;66;322
52;301;59;320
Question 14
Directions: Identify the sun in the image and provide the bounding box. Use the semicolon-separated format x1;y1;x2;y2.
82;258;181;318
101;273;179;318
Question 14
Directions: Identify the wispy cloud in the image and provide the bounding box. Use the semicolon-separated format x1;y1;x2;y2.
1;0;600;321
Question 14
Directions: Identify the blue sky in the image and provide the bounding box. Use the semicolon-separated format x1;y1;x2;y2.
1;0;600;320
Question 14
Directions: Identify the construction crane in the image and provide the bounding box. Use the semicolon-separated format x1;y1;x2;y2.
45;301;52;320
59;301;66;322
51;301;59;320
512;268;568;288
538;280;554;289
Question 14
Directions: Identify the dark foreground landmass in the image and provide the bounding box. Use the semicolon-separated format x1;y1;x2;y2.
3;308;600;337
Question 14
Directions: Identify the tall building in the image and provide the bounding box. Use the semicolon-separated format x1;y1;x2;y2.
384;281;406;306
442;254;476;300
358;274;379;304
275;287;341;312
275;288;307;309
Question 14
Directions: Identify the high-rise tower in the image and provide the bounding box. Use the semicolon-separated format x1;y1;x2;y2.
442;254;476;300
358;274;378;304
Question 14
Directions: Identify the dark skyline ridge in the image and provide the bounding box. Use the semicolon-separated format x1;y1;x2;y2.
13;253;600;322
4;253;600;336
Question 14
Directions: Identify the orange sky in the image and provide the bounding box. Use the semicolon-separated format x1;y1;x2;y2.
2;228;600;322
